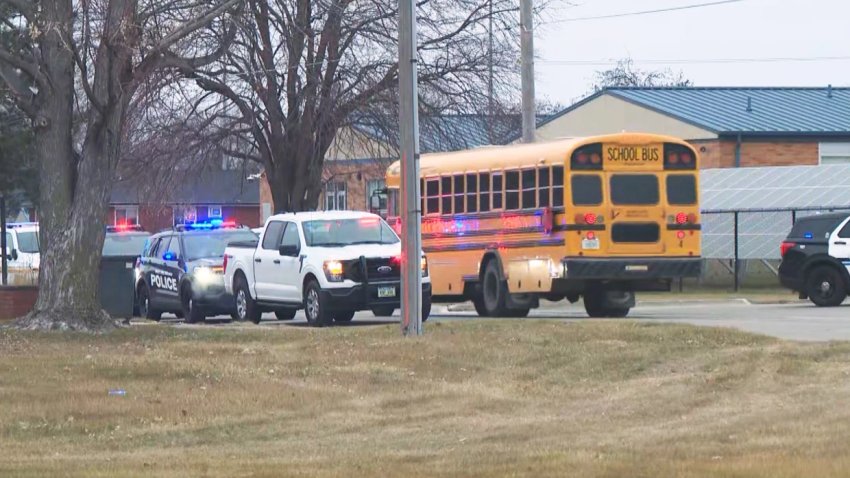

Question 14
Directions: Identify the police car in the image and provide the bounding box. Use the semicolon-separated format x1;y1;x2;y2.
779;212;850;307
135;221;258;322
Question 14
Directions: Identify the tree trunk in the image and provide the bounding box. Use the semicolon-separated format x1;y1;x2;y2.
15;0;135;332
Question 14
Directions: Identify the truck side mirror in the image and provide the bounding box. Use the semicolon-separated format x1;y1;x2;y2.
6;248;18;261
278;244;299;257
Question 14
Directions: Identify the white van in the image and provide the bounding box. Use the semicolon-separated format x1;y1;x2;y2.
3;223;40;285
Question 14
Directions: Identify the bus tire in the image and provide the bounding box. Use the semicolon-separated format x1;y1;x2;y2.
472;296;489;317
481;260;508;316
583;288;631;318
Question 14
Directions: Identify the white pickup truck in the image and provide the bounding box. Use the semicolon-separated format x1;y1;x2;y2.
223;211;431;326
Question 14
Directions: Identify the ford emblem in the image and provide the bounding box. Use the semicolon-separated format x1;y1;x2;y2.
377;265;392;274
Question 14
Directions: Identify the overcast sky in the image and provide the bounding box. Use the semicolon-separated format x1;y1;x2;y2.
534;0;850;105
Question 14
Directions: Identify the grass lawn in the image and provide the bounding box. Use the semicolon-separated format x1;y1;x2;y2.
2;320;850;477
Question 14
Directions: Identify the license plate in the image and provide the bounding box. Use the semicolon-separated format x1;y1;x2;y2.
378;286;396;298
582;239;600;250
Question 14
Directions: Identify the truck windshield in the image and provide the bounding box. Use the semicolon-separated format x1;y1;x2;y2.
17;231;39;253
184;231;257;260
303;218;399;247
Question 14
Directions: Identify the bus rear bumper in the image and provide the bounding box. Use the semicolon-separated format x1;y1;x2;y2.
562;257;702;281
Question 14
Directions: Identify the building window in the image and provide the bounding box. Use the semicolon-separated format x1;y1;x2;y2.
114;206;139;225
820;143;850;165
367;179;386;213
208;205;223;218
325;182;347;210
174;206;197;224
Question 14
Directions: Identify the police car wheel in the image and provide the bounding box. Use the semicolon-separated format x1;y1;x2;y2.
181;286;206;324
806;265;847;307
235;277;261;324
137;284;161;321
304;280;332;328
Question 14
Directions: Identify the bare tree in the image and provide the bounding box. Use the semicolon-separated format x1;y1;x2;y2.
168;0;523;213
0;0;241;331
590;57;692;93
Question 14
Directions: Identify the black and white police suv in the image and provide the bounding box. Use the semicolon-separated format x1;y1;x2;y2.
135;221;258;322
779;212;850;307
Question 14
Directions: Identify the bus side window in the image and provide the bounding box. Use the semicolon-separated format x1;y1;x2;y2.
521;169;536;209
441;176;452;215
553;166;564;207
454;174;465;214
539;167;551;207
492;172;504;210
505;170;520;210
425;179;440;215
479;172;491;212
466;173;478;213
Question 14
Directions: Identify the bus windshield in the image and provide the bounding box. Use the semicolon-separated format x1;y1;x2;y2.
303;218;399;247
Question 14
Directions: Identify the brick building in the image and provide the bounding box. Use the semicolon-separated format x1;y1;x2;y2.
111;170;261;232
259;114;543;220
527;87;850;168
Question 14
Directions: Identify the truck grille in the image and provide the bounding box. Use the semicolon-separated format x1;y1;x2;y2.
344;257;401;282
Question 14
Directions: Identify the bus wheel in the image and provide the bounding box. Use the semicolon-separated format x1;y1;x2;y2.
472;296;489;317
481;260;508;316
583;287;631;318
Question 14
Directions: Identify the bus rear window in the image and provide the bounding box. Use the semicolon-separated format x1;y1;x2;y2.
610;175;659;205
571;175;602;206
666;175;697;205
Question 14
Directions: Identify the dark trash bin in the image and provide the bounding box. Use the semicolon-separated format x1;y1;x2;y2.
99;255;136;319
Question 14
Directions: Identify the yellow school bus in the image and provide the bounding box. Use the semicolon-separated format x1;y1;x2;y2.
384;133;701;317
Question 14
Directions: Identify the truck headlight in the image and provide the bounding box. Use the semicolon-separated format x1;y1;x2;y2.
324;260;344;282
193;266;219;285
421;256;429;277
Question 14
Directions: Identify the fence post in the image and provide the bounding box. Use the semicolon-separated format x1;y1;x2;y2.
733;211;740;292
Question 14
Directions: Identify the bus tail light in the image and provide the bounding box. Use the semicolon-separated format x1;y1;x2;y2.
675;212;688;225
584;213;597;225
780;241;795;257
676;231;686;239
586;231;596;240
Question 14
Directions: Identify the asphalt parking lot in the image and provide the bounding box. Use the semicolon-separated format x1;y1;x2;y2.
144;299;850;342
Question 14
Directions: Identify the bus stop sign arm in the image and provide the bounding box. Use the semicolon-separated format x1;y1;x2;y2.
399;0;423;336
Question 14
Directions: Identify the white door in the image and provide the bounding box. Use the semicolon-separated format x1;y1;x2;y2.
829;218;850;272
276;222;303;303
253;221;285;300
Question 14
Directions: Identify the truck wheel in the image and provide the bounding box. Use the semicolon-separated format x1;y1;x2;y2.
275;309;296;321
304;280;333;327
334;310;356;323
181;285;206;324
481;260;508;316
806;265;847;307
137;284;161;321
235;277;262;324
372;306;395;317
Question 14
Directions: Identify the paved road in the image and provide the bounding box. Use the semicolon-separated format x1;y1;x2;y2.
148;299;850;342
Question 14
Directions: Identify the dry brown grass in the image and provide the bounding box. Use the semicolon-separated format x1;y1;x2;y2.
2;320;850;477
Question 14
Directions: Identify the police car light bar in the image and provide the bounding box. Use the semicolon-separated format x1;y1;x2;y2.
107;224;144;233
178;219;240;231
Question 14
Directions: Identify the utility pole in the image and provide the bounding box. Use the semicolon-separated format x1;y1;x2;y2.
520;0;536;143
487;0;494;143
398;0;423;336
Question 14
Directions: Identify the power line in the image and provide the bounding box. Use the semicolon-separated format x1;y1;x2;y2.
550;0;747;23
540;56;850;66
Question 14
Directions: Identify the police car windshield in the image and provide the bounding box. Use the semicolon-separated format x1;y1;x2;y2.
17;231;39;253
303;218;399;247
183;230;257;261
102;234;149;256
